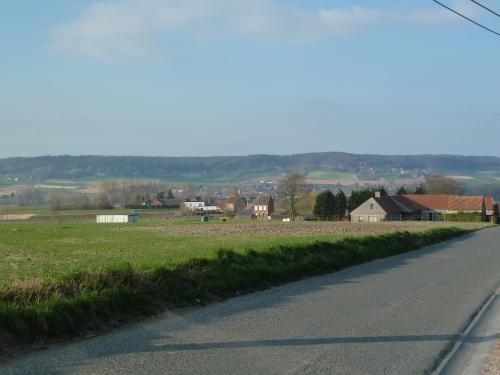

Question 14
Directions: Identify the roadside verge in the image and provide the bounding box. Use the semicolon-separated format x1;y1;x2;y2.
0;227;470;352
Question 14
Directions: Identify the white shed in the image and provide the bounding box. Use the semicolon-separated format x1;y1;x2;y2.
96;214;140;224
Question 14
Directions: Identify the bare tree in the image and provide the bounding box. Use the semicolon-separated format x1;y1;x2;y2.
424;174;463;194
47;193;63;211
180;183;196;200
16;189;46;206
278;173;308;220
100;180;169;208
296;191;318;216
204;187;215;204
95;193;112;209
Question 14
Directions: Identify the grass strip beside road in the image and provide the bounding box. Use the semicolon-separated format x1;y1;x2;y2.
0;227;469;348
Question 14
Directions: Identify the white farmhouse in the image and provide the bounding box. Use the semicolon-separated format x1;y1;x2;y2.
183;201;205;211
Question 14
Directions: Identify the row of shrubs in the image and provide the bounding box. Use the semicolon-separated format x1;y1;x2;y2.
443;213;485;222
0;227;469;348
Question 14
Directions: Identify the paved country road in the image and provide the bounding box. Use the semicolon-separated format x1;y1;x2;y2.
2;227;500;375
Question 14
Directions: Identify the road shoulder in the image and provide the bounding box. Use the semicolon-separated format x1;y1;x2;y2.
442;288;500;374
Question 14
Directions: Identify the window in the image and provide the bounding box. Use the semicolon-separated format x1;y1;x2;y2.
370;204;374;210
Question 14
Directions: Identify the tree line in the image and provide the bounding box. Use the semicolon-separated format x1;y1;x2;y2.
6;181;179;211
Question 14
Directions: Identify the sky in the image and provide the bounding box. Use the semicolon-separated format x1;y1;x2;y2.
1;0;500;158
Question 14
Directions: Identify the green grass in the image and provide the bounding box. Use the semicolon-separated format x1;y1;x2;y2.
0;220;473;347
0;221;331;287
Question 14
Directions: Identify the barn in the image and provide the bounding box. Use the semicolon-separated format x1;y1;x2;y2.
350;192;494;222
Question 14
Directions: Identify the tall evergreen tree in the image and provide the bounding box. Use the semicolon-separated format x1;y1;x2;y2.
397;186;407;195
414;184;426;194
167;189;175;199
334;189;348;220
313;190;336;220
376;186;388;196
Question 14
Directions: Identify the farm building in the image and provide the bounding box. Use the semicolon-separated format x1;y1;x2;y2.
201;206;223;214
350;193;494;222
183;200;222;214
183;201;205;212
96;214;140;223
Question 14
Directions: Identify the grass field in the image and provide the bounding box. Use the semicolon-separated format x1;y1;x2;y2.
0;220;491;347
0;220;488;287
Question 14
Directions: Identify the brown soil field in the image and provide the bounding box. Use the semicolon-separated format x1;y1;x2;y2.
117;221;491;238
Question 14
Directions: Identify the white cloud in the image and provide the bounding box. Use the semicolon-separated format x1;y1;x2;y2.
51;0;468;61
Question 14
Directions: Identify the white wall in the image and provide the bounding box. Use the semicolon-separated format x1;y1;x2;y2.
96;215;139;223
184;202;205;211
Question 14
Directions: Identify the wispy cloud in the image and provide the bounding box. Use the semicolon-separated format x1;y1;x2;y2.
51;0;471;61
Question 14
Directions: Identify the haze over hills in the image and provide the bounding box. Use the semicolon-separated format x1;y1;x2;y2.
1;152;500;183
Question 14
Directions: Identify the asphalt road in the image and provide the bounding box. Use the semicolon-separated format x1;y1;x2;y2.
3;227;500;375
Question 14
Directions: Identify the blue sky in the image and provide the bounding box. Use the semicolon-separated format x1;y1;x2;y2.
1;0;499;158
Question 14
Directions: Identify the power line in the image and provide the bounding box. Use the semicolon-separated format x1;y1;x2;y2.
469;0;500;19
432;0;500;37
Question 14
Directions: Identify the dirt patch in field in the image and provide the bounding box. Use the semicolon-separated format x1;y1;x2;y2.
446;175;475;181
77;186;102;194
0;214;36;221
34;184;78;190
116;221;488;238
27;214;96;222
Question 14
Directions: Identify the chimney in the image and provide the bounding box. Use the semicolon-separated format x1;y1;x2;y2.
375;191;381;198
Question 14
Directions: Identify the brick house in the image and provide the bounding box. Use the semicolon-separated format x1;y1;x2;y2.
254;195;274;220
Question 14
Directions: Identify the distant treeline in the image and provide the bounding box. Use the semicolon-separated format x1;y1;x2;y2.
7;182;179;211
1;153;500;181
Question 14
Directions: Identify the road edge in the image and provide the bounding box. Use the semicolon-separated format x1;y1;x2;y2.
432;284;500;374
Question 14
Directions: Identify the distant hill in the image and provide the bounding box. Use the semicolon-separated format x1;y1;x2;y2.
1;153;500;184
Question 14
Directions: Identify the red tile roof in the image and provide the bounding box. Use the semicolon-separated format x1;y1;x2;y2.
485;197;494;211
390;195;488;213
448;196;484;212
399;195;455;211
